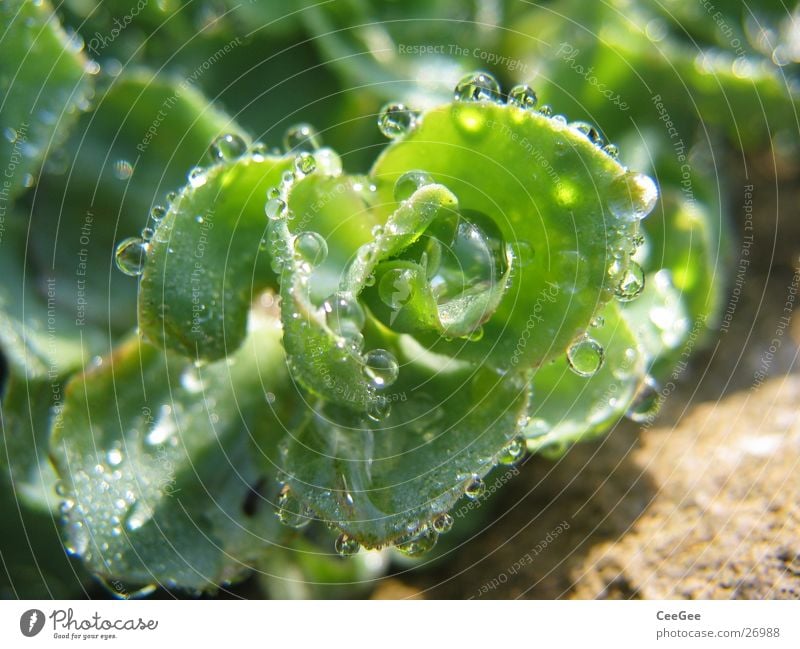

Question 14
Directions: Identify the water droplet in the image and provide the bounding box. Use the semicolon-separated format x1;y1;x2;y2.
113;159;133;180
454;71;501;102
366;396;391;422
464;475;486;500
277;487;311;528
626;376;661;423
334;533;360;556
323;292;365;338
507;84;538;110
379;268;415;315
314;148;342;176
607;172;658;222
209;133;247;161
551;114;567;126
362;349;399;389
294;152;316;175
497;436;527;465
114;237;148;276
538;104;553;116
432;513;454;534
570;121;603;145
393;170;434;202
188;167;207;188
614;261;645;302
591;314;605;328
603;143;619;159
293;231;328;267
283;123;322;152
377;102;419;139
150;205;166;222
566;336;605;377
141;226;154;240
394;525;438;557
265;197;287;220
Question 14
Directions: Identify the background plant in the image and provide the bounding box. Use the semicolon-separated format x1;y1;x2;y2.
1;0;796;598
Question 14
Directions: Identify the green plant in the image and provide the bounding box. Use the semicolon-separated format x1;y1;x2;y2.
3;0;792;597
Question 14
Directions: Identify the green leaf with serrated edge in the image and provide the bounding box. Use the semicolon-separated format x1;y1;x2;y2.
276;363;530;549
276;172;456;409
370;101;643;369
138;153;291;361
50;309;290;591
525;302;646;456
0;0;93;198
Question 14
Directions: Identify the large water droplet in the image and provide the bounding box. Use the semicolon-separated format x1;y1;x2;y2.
323;292;365;339
432;513;454;534
378;103;419;139
294;152;316;175
497;436;527;465
293;231;328;267
283;123;322;152
454;71;501;102
566;336;605;377
265;197;287;221
114;237;148;276
277;486;311;528
334;533;360;556
394;525;438;557
626;376;661;423
150;205;167;222
507;84;538;110
393;170;434;202
209;133;247;161
614;261;645;302
362;349;399;389
570;121;603;145
464;475;486;500
607;172;659;222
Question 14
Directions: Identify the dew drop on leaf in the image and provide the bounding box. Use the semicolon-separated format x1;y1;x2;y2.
566;336;605;377
362;349;399;389
626;376;661;423
334;533;360;557
602;143;620;159
114;237;148;276
454;71;501;103
188;166;207;188
432;513;454;534
614;261;645;302
497;436;527;466
570;120;603;145
607;172;659;222
538;104;553;116
464;475;486;500
393;169;434;202
293;231;328;267
394;525;438;557
265;197;287;221
283;122;322;152
323;292;365;338
294;152;316;175
277;486;311;528
507;84;538;110
366;396;391;422
150;205;166;222
208;133;247;161
377;102;419;139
